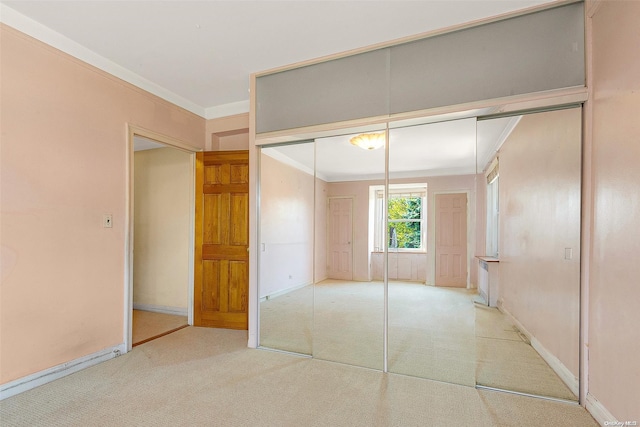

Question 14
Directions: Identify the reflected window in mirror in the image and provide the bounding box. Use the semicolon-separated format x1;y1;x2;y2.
486;161;499;257
372;184;427;252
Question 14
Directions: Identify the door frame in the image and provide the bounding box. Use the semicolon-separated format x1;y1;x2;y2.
429;190;473;288
327;196;355;281
124;124;202;352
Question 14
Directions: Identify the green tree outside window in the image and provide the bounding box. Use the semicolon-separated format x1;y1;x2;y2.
388;196;422;249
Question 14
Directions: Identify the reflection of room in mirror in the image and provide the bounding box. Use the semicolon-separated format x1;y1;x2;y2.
474;107;581;400
258;144;317;355
257;107;581;402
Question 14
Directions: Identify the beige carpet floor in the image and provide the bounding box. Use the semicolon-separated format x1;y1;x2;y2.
313;280;385;371
261;280;475;382
0;327;597;427
132;310;188;346
475;305;577;400
259;284;313;355
388;283;476;387
260;280;577;399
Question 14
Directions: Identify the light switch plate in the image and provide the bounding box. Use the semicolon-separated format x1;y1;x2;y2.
565;247;573;260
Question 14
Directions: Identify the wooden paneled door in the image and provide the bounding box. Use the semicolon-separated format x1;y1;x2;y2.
194;151;249;329
435;193;467;287
327;197;354;280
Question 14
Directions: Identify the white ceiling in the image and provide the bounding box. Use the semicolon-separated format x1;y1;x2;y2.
263;115;519;181
133;135;166;151
1;0;551;118
3;1;539;176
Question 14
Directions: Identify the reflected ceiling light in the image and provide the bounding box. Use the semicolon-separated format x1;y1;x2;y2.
349;132;385;150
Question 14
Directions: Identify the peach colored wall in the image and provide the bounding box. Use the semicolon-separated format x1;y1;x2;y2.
259;153;315;297
0;25;205;384
327;174;477;284
588;1;640;420
206;113;249;151
215;133;249;151
498;108;581;379
133;148;190;310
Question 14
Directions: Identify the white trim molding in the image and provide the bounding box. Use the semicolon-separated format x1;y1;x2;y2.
259;282;312;302
0;343;126;400
500;303;579;397
205;101;250;120
0;4;206;118
125;124;198;351
586;393;618;426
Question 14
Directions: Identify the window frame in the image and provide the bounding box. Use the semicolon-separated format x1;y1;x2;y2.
373;184;427;253
486;174;499;257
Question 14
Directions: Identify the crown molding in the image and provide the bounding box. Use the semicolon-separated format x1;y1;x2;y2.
205;100;250;120
0;3;207;118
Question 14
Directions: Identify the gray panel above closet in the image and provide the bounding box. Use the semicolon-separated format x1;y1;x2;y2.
389;2;584;114
256;49;390;134
255;1;585;135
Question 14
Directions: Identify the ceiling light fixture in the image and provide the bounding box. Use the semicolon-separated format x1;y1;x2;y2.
349;132;386;150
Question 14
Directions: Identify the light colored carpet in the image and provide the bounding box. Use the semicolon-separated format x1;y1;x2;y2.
0;327;598;427
313;280;385;370
260;280;576;399
259;285;313;355
132;310;188;346
261;280;474;381
475;305;577;401
388;283;476;386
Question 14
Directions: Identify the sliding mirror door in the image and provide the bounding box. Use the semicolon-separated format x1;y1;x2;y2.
259;142;315;355
474;107;581;400
313;129;386;370
257;106;581;402
386;118;478;386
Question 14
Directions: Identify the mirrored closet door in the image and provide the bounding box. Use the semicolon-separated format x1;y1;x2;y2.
257;106;581;403
313;128;387;370
474;107;581;401
258;142;315;355
386;117;478;387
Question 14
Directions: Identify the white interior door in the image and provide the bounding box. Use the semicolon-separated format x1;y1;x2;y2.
328;197;353;280
435;193;467;287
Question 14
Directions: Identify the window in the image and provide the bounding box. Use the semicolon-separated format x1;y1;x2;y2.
373;185;427;252
486;170;499;257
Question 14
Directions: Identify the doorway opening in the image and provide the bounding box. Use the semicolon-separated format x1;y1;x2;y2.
125;125;200;350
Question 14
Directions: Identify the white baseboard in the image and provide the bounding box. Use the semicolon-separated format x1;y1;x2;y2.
586;393;617;426
499;304;579;397
133;303;187;316
529;334;579;397
260;282;312;302
0;343;126;400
